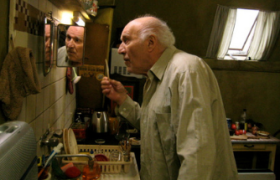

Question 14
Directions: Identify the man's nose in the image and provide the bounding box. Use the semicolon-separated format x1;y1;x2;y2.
68;39;75;47
118;43;125;54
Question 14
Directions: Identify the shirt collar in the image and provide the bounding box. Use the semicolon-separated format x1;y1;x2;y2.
149;46;177;81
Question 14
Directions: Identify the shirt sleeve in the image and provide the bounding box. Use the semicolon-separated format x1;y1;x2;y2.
115;96;141;130
174;67;219;179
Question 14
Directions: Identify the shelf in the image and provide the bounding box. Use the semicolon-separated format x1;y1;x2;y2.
49;0;115;20
49;0;85;12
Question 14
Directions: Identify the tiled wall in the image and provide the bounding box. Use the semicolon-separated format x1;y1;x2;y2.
9;0;76;156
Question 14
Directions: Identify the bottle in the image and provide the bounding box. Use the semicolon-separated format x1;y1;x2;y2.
239;109;247;130
82;159;101;180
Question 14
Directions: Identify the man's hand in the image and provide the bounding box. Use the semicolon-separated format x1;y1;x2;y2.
101;77;128;105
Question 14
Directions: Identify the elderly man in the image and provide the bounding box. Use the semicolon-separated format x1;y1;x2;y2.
101;15;238;180
57;26;85;67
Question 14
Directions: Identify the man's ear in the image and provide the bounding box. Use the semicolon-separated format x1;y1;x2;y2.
147;35;157;52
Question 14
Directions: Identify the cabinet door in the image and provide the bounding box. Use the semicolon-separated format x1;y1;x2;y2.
76;23;109;109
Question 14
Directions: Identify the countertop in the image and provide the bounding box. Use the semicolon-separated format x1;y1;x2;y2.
231;132;280;144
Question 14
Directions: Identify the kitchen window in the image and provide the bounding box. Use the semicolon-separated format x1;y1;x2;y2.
206;5;280;61
225;9;258;60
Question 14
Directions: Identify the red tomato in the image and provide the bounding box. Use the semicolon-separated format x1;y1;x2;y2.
239;129;244;135
231;124;236;130
235;130;240;135
242;130;247;134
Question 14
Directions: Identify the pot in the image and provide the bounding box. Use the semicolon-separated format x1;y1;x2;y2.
92;111;108;133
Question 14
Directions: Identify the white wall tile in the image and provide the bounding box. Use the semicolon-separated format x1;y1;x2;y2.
45;71;52;86
51;66;67;83
64;100;71;124
26;94;37;123
17;98;27;121
53;79;64;103
49;82;56;106
57;78;66;98
54;114;65;129
43;86;50;110
29;120;36;139
36;90;44;117
36;63;45;88
43;108;50;134
14;31;28;47
35;113;44;141
28;34;44;64
49;103;55;126
54;96;65;121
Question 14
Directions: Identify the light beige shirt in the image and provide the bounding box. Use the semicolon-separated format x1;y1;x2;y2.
116;46;238;180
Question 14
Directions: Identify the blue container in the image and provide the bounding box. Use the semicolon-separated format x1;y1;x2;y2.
226;118;232;129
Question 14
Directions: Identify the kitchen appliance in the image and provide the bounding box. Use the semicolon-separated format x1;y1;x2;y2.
92;111;108;133
0;121;37;180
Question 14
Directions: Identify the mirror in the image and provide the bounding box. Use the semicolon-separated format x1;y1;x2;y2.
43;17;53;76
56;25;86;67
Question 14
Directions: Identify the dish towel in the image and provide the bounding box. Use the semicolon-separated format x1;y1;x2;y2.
0;47;41;120
66;67;74;94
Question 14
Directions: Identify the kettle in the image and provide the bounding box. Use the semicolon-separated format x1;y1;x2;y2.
92;111;108;133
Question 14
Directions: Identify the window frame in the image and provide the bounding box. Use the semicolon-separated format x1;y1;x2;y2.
225;9;259;60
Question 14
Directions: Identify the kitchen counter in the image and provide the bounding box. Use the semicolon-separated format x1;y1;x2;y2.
231;132;280;144
231;132;280;171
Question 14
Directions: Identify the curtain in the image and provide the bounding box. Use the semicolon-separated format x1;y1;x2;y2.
247;11;280;60
206;5;237;59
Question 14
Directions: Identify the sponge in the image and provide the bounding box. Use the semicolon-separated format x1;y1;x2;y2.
65;166;81;178
61;162;74;172
51;158;68;179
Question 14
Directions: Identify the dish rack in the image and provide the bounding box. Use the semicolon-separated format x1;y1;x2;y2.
62;145;133;174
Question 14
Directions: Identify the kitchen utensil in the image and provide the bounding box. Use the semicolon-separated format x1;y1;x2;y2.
91;111;108;133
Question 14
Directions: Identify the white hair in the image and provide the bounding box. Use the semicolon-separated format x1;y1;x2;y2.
132;15;175;47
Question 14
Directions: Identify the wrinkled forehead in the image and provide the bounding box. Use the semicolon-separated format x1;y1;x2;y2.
121;21;142;39
121;17;157;39
45;24;51;35
67;26;85;39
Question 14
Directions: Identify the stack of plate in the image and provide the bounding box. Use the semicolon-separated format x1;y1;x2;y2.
257;131;270;138
63;128;79;160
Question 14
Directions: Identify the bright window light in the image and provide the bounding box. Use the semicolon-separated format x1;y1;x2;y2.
226;9;259;60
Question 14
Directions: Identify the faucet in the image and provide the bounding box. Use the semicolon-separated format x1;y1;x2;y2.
40;129;63;147
55;154;94;170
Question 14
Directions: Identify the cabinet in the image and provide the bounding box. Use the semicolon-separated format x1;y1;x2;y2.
76;23;109;109
231;134;280;171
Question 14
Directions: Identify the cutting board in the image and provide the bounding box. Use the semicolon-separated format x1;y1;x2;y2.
230;134;248;140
